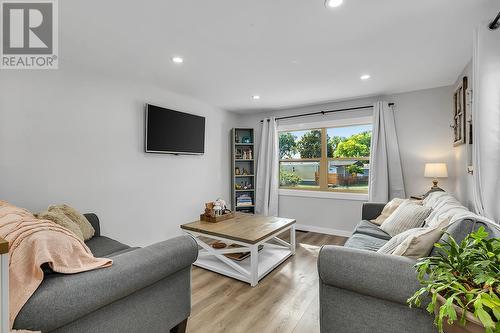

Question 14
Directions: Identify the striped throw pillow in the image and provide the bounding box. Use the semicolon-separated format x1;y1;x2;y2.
379;201;432;237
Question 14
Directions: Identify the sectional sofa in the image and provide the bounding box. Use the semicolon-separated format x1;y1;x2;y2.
13;213;198;333
318;192;500;333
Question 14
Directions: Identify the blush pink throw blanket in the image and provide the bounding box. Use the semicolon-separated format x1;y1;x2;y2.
0;201;113;330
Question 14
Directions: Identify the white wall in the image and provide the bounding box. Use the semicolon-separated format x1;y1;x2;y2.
237;86;455;235
0;69;457;241
0;70;236;246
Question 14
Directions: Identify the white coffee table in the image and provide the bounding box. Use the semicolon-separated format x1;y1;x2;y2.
181;213;296;287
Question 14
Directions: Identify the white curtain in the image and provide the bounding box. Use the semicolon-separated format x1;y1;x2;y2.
471;25;500;223
369;101;406;202
255;117;279;216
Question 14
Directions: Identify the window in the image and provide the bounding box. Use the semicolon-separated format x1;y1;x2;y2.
279;122;372;194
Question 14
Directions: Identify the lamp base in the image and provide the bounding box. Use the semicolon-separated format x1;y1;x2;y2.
429;179;444;192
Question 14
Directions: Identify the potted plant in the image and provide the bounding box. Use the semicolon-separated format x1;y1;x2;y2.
407;227;499;333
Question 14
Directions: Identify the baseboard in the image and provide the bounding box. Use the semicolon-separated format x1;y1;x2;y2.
295;224;352;237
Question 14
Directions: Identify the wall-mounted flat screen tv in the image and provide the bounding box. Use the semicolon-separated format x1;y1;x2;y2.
145;104;205;155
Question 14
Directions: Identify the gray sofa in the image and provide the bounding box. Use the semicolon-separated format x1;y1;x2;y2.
318;197;500;333
13;213;198;333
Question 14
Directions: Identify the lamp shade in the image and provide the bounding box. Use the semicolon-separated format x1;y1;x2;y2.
424;163;448;178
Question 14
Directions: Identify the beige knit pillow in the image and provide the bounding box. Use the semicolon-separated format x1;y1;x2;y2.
392;218;450;259
380;201;432;237
49;204;95;241
38;210;85;241
371;198;405;225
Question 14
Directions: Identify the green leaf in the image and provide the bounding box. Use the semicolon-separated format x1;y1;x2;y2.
476;307;496;329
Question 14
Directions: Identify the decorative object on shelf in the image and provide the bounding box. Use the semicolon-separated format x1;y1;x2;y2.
241;148;253;160
242;168;249;175
235;148;243;159
451;76;468;146
235;167;241;175
424;163;448;191
235;184;242;190
241;136;252;144
223;244;264;261
407;227;499;333
201;198;234;223
211;242;227;249
235;136;240;143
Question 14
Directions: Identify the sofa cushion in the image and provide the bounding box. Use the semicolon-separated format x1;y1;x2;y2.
392;220;448;259
37;210;85;241
370;198;405;225
85;236;130;257
380;201;432;237
344;233;388;252
49;204;95;241
353;220;391;240
377;228;418;254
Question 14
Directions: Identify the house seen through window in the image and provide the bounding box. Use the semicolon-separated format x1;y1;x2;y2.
279;123;372;193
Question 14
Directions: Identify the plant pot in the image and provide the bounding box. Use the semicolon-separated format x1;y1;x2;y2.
435;294;485;333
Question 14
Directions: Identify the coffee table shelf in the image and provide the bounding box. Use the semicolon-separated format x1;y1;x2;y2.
195;243;293;285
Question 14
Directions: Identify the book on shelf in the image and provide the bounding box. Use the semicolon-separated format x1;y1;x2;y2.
236;194;253;207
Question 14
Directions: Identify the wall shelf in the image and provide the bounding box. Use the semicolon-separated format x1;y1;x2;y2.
232;128;256;214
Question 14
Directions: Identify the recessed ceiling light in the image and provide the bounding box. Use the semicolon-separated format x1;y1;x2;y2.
325;0;343;8
252;95;261;100
172;56;184;64
360;74;371;80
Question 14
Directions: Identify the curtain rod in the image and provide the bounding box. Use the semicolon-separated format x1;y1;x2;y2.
490;10;500;30
260;103;394;123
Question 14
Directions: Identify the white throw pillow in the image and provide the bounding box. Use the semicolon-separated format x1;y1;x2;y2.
380;201;432;237
377;228;418;254
371;198;405;226
392;218;450;259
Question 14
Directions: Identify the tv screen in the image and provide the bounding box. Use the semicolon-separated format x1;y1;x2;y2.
145;104;205;155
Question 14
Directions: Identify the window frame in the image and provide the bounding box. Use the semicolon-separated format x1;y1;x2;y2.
278;116;372;198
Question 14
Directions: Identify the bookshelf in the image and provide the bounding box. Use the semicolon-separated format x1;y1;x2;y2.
231;128;256;214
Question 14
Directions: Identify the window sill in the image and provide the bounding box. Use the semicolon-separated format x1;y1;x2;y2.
278;189;368;201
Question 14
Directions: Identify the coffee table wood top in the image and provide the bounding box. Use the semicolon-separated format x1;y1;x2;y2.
181;213;295;244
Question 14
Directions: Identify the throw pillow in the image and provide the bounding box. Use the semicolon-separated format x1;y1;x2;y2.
371;198;405;225
379;201;432;237
48;204;95;241
38;210;85;241
377;228;418;254
392;218;450;259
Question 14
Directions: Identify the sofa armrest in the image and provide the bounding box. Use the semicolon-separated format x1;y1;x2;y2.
14;235;198;332
318;245;421;305
84;213;101;237
361;202;386;220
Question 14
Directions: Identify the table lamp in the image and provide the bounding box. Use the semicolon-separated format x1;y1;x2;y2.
424;163;448;191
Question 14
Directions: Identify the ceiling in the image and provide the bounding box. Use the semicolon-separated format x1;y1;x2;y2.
62;0;498;113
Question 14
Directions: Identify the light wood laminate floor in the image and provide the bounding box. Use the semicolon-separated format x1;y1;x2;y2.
188;231;347;333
